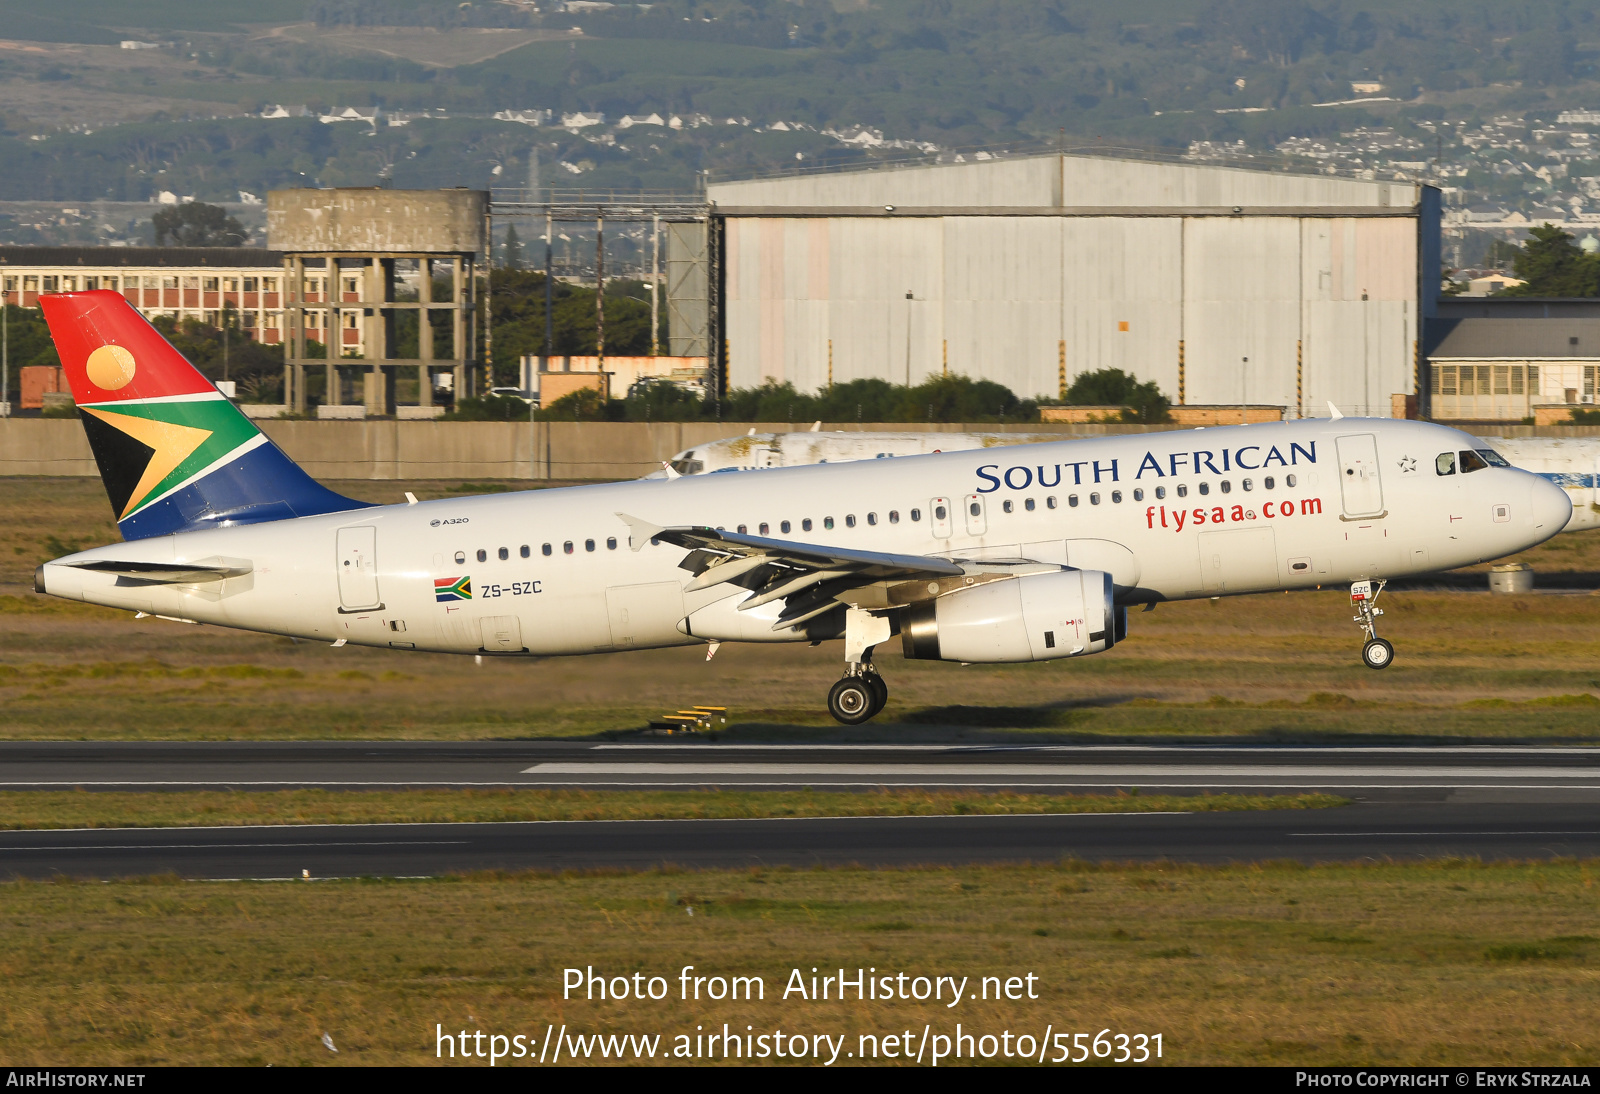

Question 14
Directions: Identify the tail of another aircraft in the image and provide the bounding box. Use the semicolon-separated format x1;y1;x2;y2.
40;290;370;540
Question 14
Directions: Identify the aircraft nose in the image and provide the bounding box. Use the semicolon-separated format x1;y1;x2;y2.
1530;474;1572;534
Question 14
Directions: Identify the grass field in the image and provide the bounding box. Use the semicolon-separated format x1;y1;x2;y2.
5;478;1600;743
1;861;1596;1066
0;789;1344;830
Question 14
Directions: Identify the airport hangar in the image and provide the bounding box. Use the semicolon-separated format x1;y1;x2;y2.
701;153;1441;420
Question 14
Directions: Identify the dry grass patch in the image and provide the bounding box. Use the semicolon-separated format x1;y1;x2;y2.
0;788;1345;830
1;860;1598;1065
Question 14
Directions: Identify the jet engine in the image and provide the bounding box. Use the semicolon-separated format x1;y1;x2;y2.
899;569;1122;663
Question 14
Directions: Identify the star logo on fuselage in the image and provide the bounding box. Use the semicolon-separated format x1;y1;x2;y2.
1397;456;1418;474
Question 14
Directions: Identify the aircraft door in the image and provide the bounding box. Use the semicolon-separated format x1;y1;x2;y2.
1335;434;1386;518
930;497;952;538
963;493;987;536
479;615;524;653
1198;527;1280;593
336;526;383;612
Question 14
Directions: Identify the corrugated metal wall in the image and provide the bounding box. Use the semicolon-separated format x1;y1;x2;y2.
714;155;1424;415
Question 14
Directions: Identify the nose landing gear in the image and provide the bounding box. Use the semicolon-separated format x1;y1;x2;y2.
1350;579;1393;670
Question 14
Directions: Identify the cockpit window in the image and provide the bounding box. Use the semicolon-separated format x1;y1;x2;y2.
1459;450;1489;474
1436;452;1456;476
670;458;704;475
1477;449;1510;468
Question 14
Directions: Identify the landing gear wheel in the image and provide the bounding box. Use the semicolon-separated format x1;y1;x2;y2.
828;677;877;725
866;674;889;717
1361;637;1394;670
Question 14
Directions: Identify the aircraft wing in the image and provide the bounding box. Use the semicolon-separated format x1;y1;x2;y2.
617;513;964;630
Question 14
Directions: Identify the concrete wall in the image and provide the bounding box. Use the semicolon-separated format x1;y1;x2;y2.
6;419;1598;483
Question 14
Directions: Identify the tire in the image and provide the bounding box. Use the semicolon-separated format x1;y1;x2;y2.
828;677;877;724
1361;637;1394;670
866;674;889;717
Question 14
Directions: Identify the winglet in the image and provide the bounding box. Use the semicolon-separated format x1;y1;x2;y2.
616;512;666;552
660;461;681;480
810;420;821;432
1327;401;1344;420
746;427;756;437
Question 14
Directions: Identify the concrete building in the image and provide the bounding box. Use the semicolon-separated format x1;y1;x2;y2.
0;247;287;343
704;152;1440;418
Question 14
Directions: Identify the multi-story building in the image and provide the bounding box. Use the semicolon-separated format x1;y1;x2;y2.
0;246;362;353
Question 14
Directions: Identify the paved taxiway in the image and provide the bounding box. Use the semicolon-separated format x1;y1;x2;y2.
1;804;1597;880
2;741;1599;800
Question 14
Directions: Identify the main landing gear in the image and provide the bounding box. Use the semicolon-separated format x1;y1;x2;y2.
828;607;893;724
1350;579;1393;670
828;662;888;725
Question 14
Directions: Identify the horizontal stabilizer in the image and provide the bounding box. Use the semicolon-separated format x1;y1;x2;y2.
64;560;249;584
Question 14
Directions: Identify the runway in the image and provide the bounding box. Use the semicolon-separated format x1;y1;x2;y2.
2;741;1599;800
2;804;1597;880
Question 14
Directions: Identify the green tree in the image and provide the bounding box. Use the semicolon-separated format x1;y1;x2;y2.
151;202;247;247
1063;368;1171;422
502;224;523;270
1506;224;1600;297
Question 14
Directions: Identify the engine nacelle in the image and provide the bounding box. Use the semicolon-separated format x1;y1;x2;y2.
899;569;1121;663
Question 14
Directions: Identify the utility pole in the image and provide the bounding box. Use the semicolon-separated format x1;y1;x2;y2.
595;210;605;374
904;290;913;385
2;287;8;416
222;302;230;381
650;213;660;357
482;206;493;392
544;211;553;364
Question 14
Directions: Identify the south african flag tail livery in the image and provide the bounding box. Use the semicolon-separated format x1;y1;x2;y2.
41;291;369;540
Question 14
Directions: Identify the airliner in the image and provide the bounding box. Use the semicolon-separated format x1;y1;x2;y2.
670;428;1600;532
33;291;1571;723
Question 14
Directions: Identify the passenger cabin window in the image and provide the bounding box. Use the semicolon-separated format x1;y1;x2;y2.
1436;453;1456;476
802;519;813;532
585;539;596;552
1286;474;1297;488
737;525;747;534
932;506;945;521
1131;489;1142;502
1111;490;1122;504
1046;497;1057;509
845;515;856;528
1263;477;1275;490
759;522;770;535
1025;498;1036;511
889;511;900;524
1001;500;1013;514
1198;483;1210;496
780;520;791;533
563;541;574;555
498;547;509;561
824;517;835;530
1241;479;1253;491
476;549;487;563
454;551;466;565
520;545;530;558
1219;480;1231;494
867;513;878;526
1155;486;1166;499
542;544;552;556
1177;485;1188;498
910;509;922;521
1090;492;1101;505
607;537;617;550
1459;450;1489;474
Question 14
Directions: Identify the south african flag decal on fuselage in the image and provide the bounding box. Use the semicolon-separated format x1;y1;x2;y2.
434;576;471;602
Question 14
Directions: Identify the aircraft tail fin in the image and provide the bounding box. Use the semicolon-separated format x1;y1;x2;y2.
40;290;371;540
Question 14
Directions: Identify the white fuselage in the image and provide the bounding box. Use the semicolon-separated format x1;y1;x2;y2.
1481;436;1600;532
40;419;1569;658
